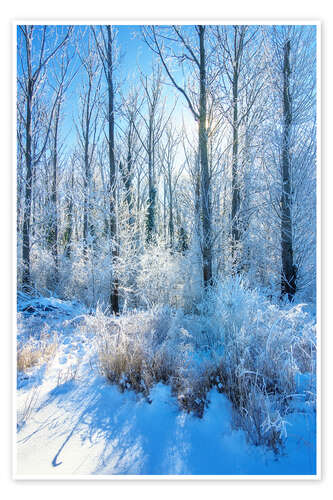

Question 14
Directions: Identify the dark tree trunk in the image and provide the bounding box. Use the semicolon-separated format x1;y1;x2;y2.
119;128;135;228
125;138;135;226
83;79;91;257
198;25;212;288
231;55;240;271
49;101;60;282
106;26;119;314
146;122;156;244
230;26;245;274
168;179;174;249
19;26;72;291
22;78;33;290
163;177;167;240
281;40;296;300
64;168;73;259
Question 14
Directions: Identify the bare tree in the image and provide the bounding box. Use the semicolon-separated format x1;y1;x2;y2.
119;87;144;229
214;25;264;273
46;46;78;282
159;126;182;248
17;25;72;290
75;33;102;257
280;38;296;299
92;25;121;313
62;153;76;259
143;25;213;287
265;26;316;300
129;65;170;244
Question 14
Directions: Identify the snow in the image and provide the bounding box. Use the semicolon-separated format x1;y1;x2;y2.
16;297;317;477
17;379;316;476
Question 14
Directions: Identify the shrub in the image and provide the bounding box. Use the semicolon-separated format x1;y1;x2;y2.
60;247;112;308
88;307;219;415
17;329;58;373
131;244;184;309
206;277;316;449
86;276;316;448
29;247;56;296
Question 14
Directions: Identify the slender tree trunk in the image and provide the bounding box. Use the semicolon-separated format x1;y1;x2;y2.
231;61;240;271
168;171;174;248
119;132;135;227
281;40;296;300
126;136;135;226
17;123;24;234
65;169;73;259
163;177;167;240
19;25;72;291
22;79;33;290
83;81;91;257
50;102;60;282
198;25;212;287
146;121;156;243
194;153;201;238
240;124;252;273
136;170;142;241
106;26;119;313
230;26;246;274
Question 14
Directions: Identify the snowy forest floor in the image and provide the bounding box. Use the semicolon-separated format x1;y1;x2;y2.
16;292;317;476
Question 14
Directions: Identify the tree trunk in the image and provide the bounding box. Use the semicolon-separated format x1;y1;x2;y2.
168;176;174;249
22;78;33;290
126;136;135;226
146;122;156;243
119;131;135;228
64;168;73;258
281;40;296;300
198;25;212;288
19;25;72;291
50;101;60;282
83;80;91;257
231;57;240;271
106;26;119;313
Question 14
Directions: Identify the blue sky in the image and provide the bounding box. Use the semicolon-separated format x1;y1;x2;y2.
17;24;193;163
17;24;316;170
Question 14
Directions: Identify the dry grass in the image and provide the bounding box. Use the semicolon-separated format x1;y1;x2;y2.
17;384;41;429
17;332;58;372
92;308;225;417
98;333;173;397
56;363;80;386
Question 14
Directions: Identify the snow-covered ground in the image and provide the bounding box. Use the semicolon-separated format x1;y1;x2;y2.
16;296;317;477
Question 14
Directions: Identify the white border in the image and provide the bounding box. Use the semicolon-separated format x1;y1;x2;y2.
12;19;321;482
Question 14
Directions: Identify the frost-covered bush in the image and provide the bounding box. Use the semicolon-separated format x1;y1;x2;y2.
52;236;193;311
114;233;205;311
22;243;113;308
88;306;219;415
204;277;316;448
134;245;183;308
21;233;211;315
91;306;173;393
89;275;316;447
30;247;56;295
180;235;204;313
59;247;112;308
17;326;58;373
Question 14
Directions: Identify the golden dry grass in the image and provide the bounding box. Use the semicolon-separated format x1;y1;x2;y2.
17;334;58;372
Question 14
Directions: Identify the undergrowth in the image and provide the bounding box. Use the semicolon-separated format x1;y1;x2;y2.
80;277;317;451
17;329;58;373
